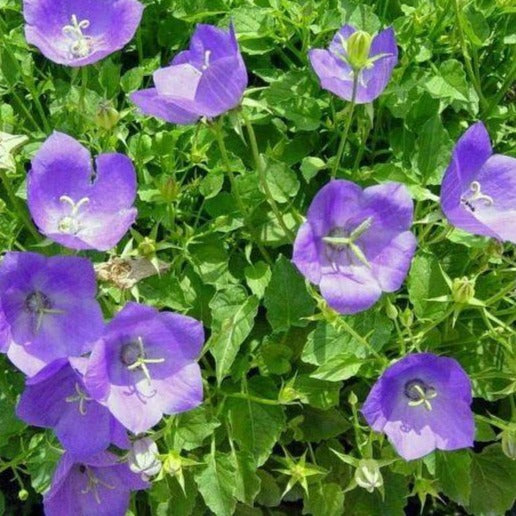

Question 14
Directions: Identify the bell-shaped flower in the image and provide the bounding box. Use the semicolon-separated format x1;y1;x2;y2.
131;23;248;124
128;437;161;480
309;24;398;103
84;302;204;434
440;122;516;244
361;353;475;461
23;0;144;67
0;252;104;376
43;451;148;516
28;132;137;251
17;358;128;458
292;180;417;314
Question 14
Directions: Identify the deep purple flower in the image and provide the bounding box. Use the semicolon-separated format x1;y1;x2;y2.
292;180;416;314
44;451;148;516
361;353;474;460
84;302;204;434
17;358;128;458
309;25;398;104
23;0;144;67
441;122;516;244
28;132;137;251
131;23;248;124
0;252;104;377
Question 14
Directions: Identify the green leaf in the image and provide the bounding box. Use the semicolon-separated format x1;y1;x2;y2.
467;444;516;515
304;482;344;516
263;160;300;204
300;157;326;182
169;407;221;451
435;450;471;506
264;256;315;331
209;287;259;384
231;450;262;505
227;377;285;466
150;472;198;516
195;452;237;516
293;375;341;409
244;261;271;299
407;252;449;319
296;407;350;443
310;354;363;382
425;60;470;104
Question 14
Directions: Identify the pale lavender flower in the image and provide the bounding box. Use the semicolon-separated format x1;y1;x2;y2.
309;25;398;103
23;0;144;67
0;252;104;376
293;180;416;314
84;302;204;434
28;132;137;251
44;451;148;516
361;353;475;460
131;23;247;124
128;437;161;480
441;122;516;243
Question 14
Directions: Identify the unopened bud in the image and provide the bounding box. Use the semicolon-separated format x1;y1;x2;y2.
163;451;183;476
18;489;29;501
451;277;475;304
501;428;516;460
128;437;161;480
160;178;179;203
348;391;358;406
279;385;299;404
346;31;373;70
95;101;120;130
400;308;413;328
354;459;383;493
138;237;157;258
385;301;398;320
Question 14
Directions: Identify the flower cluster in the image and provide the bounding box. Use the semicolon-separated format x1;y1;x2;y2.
8;0;515;512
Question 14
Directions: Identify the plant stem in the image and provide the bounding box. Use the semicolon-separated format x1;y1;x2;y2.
213;119;272;264
80;66;88;111
241;111;295;241
481;59;516;118
0;168;40;240
331;73;359;179
452;0;487;109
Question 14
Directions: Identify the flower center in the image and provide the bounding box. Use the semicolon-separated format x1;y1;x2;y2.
25;291;51;313
460;181;494;213
58;195;90;235
120;337;165;384
79;465;115;504
65;382;93;416
323;217;373;267
404;379;437;411
62;14;93;59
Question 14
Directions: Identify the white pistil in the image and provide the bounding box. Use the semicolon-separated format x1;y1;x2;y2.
126;337;165;385
461;180;494;211
80;466;115;504
65;383;93;416
62;14;92;59
58;195;90;235
202;50;212;70
407;384;437;411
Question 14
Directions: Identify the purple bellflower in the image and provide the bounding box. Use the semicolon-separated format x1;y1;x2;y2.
23;0;144;67
0;252;104;377
84;302;204;434
292;180;417;314
309;25;398;104
441;122;516;244
44;451;148;516
361;353;475;461
17;358;129;458
131;23;248;124
28;132;137;251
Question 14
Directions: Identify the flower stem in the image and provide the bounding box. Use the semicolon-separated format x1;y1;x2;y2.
331;72;359;180
213;119;272;264
481;60;516;118
241;111;295;241
0;168;40;240
80;66;88;111
452;0;487;109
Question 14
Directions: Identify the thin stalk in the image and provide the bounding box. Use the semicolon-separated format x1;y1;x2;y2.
0;168;40;240
213;119;272;264
80;66;88;111
452;0;487;109
242;111;295;241
481;59;516;118
331;73;359;179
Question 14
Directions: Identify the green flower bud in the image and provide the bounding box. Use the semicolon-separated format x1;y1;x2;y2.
385;301;398;320
18;489;29;501
160;178;179;203
451;277;475;304
346;31;373;70
138;237;157;258
399;308;413;328
279;385;300;404
348;391;358;406
95;101;120;130
354;459;383;493
163;452;183;476
501;428;516;460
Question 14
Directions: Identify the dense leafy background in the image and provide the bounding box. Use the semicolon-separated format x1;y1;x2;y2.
0;0;515;514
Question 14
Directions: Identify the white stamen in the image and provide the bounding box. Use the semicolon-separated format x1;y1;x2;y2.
65;382;93;416
461;180;494;211
58;195;89;235
62;14;93;59
202;50;212;70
